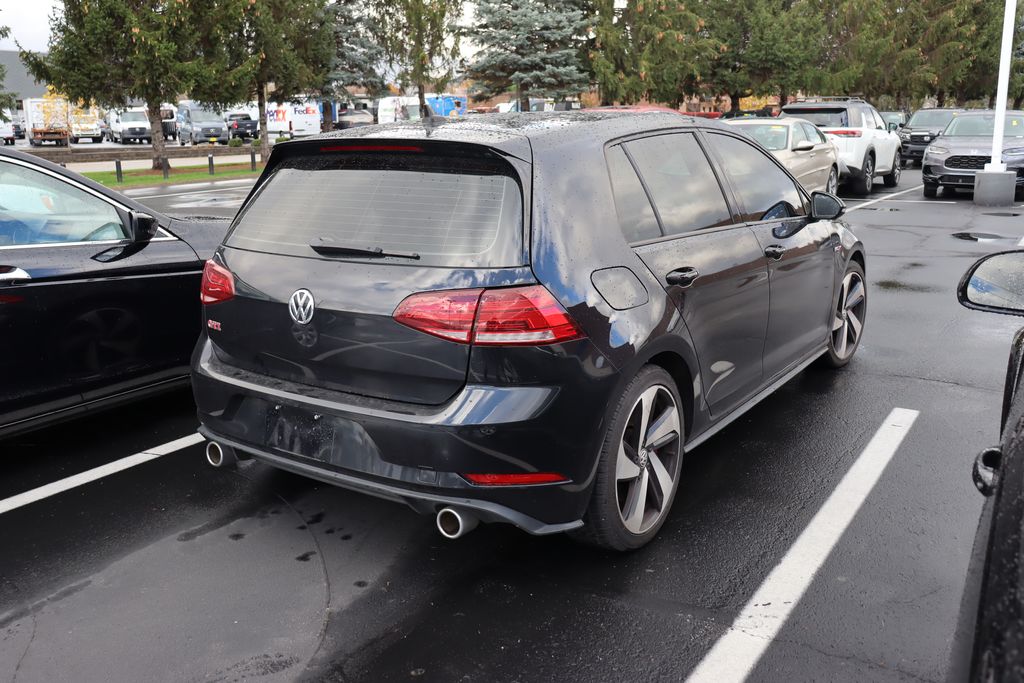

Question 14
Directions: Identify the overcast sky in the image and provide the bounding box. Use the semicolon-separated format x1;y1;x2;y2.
1;1;60;52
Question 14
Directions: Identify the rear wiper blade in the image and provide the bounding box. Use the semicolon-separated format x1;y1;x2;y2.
310;240;420;260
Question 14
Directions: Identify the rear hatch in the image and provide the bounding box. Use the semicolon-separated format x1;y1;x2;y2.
784;106;858;152
208;142;530;405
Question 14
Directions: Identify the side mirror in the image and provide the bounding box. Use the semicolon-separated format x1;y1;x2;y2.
810;191;845;220
887;122;899;132
129;211;159;243
793;140;815;152
958;251;1024;316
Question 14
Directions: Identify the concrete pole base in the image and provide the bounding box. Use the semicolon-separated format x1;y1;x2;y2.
974;170;1018;206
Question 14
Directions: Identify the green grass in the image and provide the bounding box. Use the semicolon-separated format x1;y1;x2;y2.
83;162;264;189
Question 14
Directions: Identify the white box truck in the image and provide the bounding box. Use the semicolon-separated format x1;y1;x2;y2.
25;96;71;147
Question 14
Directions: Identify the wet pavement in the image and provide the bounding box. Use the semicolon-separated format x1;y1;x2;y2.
3;169;1023;682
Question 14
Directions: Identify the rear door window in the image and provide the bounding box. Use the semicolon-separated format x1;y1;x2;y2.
623;133;733;236
225;154;524;267
784;108;849;128
705;133;806;222
606;145;660;243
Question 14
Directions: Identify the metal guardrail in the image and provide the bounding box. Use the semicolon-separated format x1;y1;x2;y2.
20;144;258;164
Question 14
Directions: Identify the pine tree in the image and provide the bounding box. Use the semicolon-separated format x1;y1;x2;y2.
192;0;334;159
21;0;205;169
329;0;386;99
467;0;589;111
368;0;462;118
590;0;711;107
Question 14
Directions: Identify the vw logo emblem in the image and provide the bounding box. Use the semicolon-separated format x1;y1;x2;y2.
288;289;315;325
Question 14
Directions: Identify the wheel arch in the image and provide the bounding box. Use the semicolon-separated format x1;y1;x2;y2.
849;248;866;274
646;351;695;441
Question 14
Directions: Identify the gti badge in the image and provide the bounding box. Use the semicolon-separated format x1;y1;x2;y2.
289;289;315;325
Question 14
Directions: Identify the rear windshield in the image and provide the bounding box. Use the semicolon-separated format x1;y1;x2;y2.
734;123;790;151
908;110;958;129
782;108;848;127
225;155;524;267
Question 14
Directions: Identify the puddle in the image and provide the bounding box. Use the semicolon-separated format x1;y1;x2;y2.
982;212;1022;218
952;232;1008;242
875;279;938;293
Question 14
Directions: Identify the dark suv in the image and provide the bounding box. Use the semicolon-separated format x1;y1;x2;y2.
899;108;964;167
192;113;867;550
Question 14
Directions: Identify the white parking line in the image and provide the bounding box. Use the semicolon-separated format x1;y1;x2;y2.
0;433;204;516
845;186;924;213
1017;235;1024;247
685;407;919;683
132;180;256;200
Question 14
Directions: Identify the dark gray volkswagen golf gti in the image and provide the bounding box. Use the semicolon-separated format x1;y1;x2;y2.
192;112;866;550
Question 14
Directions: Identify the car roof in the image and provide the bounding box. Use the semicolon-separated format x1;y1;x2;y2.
297;111;717;161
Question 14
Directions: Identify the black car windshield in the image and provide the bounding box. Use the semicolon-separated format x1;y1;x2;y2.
782;108;848;127
120;112;147;123
226;155;524;267
908;110;958;128
735;123;790;151
944;114;1024;137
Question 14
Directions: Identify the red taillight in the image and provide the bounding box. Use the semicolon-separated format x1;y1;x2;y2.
200;260;235;305
463;472;570;486
828;129;862;137
232;121;238;129
393;285;584;346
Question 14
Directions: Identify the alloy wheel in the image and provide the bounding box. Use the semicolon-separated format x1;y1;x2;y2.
615;385;682;535
892;153;902;183
832;270;866;360
827;168;838;194
864;158;874;192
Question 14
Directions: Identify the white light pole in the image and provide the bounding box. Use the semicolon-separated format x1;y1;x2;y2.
986;0;1018;172
976;0;1020;205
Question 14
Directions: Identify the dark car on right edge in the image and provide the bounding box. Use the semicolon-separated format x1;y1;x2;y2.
923;110;1024;198
191;112;866;551
951;251;1024;681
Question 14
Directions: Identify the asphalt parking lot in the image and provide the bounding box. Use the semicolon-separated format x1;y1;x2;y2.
3;169;1024;682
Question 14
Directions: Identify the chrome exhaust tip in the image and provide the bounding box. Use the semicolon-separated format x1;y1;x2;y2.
205;441;237;468
436;507;479;539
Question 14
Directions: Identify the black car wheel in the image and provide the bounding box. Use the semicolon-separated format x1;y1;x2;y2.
883;151;901;187
574;366;684;551
924;183;938;198
823;261;867;368
851;154;875;195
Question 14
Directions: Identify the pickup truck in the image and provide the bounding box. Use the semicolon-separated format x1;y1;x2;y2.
227;113;258;139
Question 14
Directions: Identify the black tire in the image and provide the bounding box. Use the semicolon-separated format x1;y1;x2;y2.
70;137;78;145
850;153;875;195
923;183;938;198
822;261;867;369
572;365;685;551
882;150;901;187
93;136;102;144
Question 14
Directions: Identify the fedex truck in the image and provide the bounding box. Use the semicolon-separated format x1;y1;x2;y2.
265;100;321;139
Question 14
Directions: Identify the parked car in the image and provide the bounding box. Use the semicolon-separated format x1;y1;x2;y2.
192;112;865;551
12;117;24;139
923;110;1024;199
0;110;14;145
899;108;964;167
334;107;374;130
108;109;152;144
0;147;230;438
177;104;229;145
160;103;177;141
726;116;841;193
952;250;1024;681
780;97;902;194
70;111;103;144
226;113;259;139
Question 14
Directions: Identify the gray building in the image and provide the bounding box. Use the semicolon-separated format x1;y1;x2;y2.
1;50;48;116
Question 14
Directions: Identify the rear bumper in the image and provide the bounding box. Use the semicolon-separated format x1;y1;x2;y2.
191;338;613;532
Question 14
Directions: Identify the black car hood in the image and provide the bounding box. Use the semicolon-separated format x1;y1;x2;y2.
166;217;231;260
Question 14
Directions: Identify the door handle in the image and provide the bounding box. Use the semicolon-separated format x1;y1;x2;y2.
0;266;31;283
764;245;786;261
665;267;699;287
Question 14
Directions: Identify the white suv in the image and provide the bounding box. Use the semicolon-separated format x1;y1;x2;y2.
781;97;902;194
